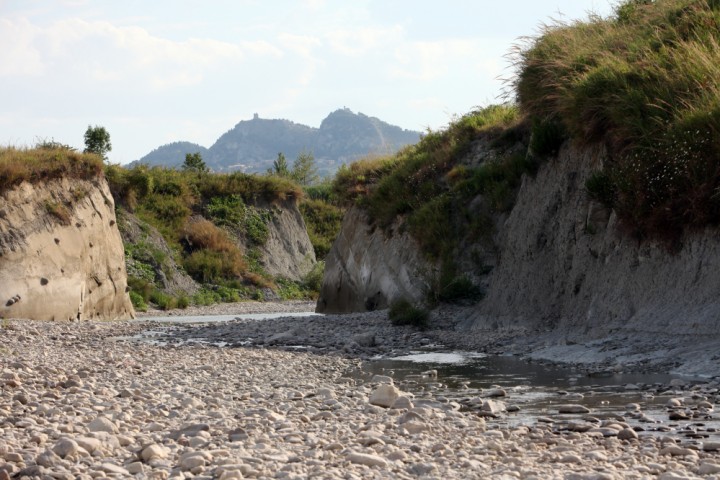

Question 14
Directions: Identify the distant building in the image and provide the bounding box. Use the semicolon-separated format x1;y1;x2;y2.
253;113;259;120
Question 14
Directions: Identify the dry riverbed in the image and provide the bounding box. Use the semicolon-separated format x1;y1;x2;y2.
1;303;719;479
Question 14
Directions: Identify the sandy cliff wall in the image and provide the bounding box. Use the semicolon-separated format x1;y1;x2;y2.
0;177;134;321
317;207;434;313
320;143;720;339
256;199;316;282
462;144;720;339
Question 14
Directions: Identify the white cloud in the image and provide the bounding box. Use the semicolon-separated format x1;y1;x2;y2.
325;25;403;56
390;39;484;81
0;18;45;76
0;17;279;89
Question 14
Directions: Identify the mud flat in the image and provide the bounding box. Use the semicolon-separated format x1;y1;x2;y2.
1;314;719;479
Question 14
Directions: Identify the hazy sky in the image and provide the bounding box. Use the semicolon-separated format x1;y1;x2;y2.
1;0;614;164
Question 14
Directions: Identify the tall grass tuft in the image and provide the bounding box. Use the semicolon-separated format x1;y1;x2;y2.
512;0;720;241
0;147;103;194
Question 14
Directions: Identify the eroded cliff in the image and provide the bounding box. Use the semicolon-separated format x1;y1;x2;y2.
318;142;720;344
317;207;433;313
0;177;134;321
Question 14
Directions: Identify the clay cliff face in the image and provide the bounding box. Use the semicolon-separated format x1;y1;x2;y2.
256;199;317;282
316;208;434;313
318;143;720;340
0;177;134;321
462;144;720;339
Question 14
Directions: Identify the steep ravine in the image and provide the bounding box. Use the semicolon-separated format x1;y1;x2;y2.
317;143;720;373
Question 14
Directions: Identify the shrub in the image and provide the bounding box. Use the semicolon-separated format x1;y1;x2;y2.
300;199;344;259
302;260;325;293
129;291;148;312
149;291;177;310
176;294;190;309
127;276;154;301
44;201;72;225
437;274;483;304
388;299;430;328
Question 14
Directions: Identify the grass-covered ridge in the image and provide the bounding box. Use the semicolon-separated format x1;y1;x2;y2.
514;0;720;241
105;164;322;309
333;104;531;261
0;147;103;194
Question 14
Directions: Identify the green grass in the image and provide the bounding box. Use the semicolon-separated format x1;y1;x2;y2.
513;0;720;241
388;299;430;329
299;198;344;259
332;104;533;263
0;147;103;195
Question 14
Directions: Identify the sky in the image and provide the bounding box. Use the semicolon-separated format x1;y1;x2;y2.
1;0;615;164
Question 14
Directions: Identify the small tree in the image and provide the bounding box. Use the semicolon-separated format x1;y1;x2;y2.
269;152;290;177
182;152;208;174
83;125;112;160
291;150;318;186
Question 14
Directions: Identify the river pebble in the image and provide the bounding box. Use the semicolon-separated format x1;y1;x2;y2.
0;315;718;479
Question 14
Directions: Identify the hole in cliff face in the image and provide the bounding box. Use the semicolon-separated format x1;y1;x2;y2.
40;278;49;286
54;238;60;245
110;220;116;226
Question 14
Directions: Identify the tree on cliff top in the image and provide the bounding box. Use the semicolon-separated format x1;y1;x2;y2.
182;152;209;174
83;125;112;161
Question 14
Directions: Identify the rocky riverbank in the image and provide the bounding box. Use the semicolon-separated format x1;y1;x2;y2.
1;305;720;478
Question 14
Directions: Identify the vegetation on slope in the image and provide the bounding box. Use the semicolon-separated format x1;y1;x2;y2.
105;162;324;309
333;105;532;261
0;146;103;194
514;0;720;242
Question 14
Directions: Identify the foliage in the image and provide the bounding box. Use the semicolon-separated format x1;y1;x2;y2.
83;125;112;161
149;290;177;310
129;291;148;312
512;0;720;240
331;105;533;263
44;201;72;225
303;260;325;293
270;152;290;177
182;152;209;174
299;198;344;258
291;150;319;186
0;147;103;194
388;299;429;328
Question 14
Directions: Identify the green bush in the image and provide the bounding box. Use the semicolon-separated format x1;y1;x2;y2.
437;274;483;304
129;291;148;312
303;261;325;294
176;294;190;309
388;299;429;328
149;291;177;311
300;199;344;259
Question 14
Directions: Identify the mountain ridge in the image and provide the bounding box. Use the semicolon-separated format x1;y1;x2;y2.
135;108;421;176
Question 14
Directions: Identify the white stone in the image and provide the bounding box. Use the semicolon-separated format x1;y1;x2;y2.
141;444;170;462
52;438;79;459
369;384;400;408
347;451;388;468
87;416;118;434
558;404;591;414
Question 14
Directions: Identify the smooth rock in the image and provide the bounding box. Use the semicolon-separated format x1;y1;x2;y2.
87;416;118;434
347;451;388;468
52;438;79;459
558;404;591;414
141;443;170;462
369;384;401;408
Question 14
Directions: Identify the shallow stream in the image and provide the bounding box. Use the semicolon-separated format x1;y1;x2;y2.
131;313;720;447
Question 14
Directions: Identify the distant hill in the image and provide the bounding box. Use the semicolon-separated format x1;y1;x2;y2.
134;109;421;176
137;141;209;168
